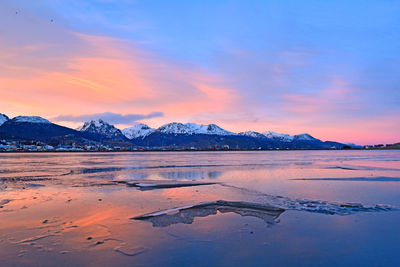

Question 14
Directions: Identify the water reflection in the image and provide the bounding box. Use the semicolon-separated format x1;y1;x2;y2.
159;170;222;180
0;151;399;266
292;176;400;182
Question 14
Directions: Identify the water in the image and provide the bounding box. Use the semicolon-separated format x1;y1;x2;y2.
0;150;399;266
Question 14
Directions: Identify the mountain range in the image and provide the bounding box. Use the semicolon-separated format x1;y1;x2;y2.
0;113;355;149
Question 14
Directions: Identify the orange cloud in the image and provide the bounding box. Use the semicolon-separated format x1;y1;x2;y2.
0;29;239;126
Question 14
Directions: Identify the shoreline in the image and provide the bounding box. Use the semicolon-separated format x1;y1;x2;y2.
0;148;399;153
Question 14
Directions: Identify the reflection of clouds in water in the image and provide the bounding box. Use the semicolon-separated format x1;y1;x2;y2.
73;166;227;182
323;165;400;171
70;169;223;183
292;177;400;182
90;172;150;181
121;172;150;180
221;184;397;215
159;170;222;180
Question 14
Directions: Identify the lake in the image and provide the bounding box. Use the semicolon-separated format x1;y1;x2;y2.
0;150;399;266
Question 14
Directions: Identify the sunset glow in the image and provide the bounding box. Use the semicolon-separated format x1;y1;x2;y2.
1;1;399;144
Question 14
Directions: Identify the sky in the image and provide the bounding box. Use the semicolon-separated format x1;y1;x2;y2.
0;0;399;144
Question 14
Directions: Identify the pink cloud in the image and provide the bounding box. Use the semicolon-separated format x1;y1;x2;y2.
0;3;398;144
281;77;359;114
0;26;239;128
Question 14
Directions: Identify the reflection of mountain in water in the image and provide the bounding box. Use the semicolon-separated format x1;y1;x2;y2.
132;200;284;227
159;170;222;180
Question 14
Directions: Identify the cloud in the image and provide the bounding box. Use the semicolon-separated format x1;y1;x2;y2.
0;15;239;123
54;111;163;124
1;1;400;144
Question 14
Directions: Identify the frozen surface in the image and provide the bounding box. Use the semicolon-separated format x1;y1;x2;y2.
0;150;400;266
132;200;284;227
125;180;217;190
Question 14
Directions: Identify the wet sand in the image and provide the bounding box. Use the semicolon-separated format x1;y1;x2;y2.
1;150;400;266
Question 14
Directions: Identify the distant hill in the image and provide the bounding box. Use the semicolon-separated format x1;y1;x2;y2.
0;116;81;141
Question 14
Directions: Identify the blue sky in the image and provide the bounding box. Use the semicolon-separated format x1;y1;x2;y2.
0;0;399;144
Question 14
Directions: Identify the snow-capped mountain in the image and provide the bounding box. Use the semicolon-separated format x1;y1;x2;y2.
157;122;236;136
0;113;350;149
78;119;125;139
263;131;294;142
293;133;318;141
199;124;236;135
0;116;79;141
157;122;192;135
0;113;9;126
262;131;320;142
122;123;155;139
13;116;51;124
239;131;266;138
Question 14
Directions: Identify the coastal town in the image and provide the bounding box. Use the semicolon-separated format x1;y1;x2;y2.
1;139;398;152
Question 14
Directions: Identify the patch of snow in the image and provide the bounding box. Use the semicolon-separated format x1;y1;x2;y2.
157;122;187;134
293;133;317;141
239;131;265;138
263;131;294;142
78;119;123;138
204;124;236;135
0;113;9;126
157;122;236;136
13;116;51;124
122;123;155;139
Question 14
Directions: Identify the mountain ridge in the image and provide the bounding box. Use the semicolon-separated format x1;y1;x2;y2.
0;113;354;149
78;119;127;140
0;113;9;126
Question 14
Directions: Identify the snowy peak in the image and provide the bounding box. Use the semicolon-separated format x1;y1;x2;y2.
204;124;235;135
263;131;294;142
0;113;9;126
12;116;51;124
78;119;124;139
262;131;319;142
78;119;105;131
239;131;266;138
293;133;318;141
122;123;155;139
157;122;188;134
157;122;235;135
